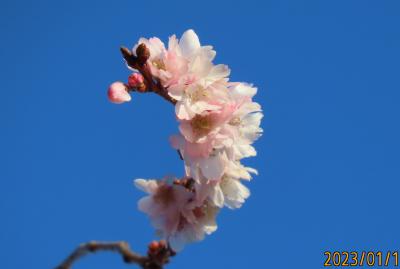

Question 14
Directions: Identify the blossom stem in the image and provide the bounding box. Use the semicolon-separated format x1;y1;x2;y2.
120;46;177;105
54;241;171;269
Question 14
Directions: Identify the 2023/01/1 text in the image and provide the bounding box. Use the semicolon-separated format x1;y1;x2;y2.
324;251;398;267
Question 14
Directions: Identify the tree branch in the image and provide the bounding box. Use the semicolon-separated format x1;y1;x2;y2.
55;241;173;269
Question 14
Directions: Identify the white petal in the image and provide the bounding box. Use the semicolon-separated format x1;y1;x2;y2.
209;185;224;208
199;154;225;180
202;206;219;234
167;86;183;101
205;64;230;86
234;144;257;159
246;167;258;175
231;83;257;98
191;101;220;114
137;196;153;213
179;29;201;57
175;101;191;120
168;34;179;51
134;179;158;194
196;46;216;61
222;179;250;209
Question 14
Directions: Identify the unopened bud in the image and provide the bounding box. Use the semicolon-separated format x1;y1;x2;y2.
136;43;150;65
128;73;145;88
107;81;131;104
148;241;160;252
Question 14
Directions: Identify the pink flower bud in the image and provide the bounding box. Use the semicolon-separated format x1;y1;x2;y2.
107;82;131;104
128;73;144;88
148;241;160;252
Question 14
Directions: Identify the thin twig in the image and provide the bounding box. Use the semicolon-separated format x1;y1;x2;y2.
55;240;174;269
55;241;147;269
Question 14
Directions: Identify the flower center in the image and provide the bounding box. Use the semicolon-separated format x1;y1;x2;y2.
188;86;207;102
192;206;205;219
229;117;241;126
151;59;166;70
154;185;175;206
191;114;213;136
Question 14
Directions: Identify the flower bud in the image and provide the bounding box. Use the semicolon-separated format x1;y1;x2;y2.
128;73;144;88
136;43;150;65
107;81;131;104
148;241;160;253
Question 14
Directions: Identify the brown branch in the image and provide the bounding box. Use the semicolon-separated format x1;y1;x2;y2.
120;46;177;105
55;241;174;269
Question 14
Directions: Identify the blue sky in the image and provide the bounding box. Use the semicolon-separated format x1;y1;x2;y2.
1;0;399;268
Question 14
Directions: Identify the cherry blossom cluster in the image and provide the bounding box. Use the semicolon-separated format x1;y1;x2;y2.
108;30;263;251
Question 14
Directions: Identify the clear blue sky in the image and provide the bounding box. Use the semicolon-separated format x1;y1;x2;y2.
1;0;399;268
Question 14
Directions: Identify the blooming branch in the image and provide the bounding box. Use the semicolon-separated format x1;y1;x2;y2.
57;29;263;269
109;29;263;251
112;29;263;250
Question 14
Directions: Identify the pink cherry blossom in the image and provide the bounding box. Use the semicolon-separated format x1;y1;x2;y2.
134;178;220;251
134;178;193;239
168;203;219;251
131;30;230;114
